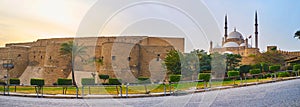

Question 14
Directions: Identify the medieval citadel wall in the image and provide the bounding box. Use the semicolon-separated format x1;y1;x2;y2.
0;36;184;85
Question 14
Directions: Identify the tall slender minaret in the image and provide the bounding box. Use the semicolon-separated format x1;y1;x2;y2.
224;14;228;40
255;11;258;48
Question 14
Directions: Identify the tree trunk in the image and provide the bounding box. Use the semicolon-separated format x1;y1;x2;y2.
71;61;77;87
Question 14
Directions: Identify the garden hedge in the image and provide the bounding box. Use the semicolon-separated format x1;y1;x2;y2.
138;77;151;84
169;75;181;83
9;78;20;85
277;71;290;77
99;75;109;80
108;78;122;85
198;73;211;82
269;65;281;72
30;78;44;86
227;71;239;77
250;69;261;75
81;78;95;85
57;78;72;85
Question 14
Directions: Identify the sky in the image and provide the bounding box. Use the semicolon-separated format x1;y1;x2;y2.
0;0;299;52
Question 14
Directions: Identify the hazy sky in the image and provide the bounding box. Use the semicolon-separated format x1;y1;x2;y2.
0;0;299;52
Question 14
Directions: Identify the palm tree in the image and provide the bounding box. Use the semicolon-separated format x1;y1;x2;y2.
60;41;87;87
295;30;300;40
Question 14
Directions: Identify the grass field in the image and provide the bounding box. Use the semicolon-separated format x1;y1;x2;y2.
0;78;272;95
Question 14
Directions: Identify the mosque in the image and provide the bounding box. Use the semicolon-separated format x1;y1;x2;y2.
209;12;260;64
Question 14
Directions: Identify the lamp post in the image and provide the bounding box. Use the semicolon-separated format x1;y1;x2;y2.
2;59;14;95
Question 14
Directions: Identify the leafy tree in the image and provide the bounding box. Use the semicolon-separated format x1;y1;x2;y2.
60;41;87;87
191;49;211;72
164;49;182;75
295;30;300;40
239;65;251;77
254;51;285;66
225;54;242;71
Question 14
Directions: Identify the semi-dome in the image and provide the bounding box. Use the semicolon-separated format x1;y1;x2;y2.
240;43;252;48
227;29;243;39
222;51;234;54
223;42;239;48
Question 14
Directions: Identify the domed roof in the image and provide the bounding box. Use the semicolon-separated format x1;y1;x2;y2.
222;51;234;54
223;42;239;48
227;28;243;39
240;43;252;47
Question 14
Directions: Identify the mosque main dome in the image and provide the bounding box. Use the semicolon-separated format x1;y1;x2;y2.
227;29;243;39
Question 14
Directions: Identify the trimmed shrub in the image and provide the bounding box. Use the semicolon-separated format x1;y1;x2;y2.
137;77;151;84
9;78;20;85
239;65;251;74
30;78;45;86
81;78;95;85
269;65;281;72
99;75;109;82
198;73;211;82
227;71;239;77
293;64;300;71
169;75;181;83
264;73;272;78
108;78;122;85
277;72;290;77
249;69;261;75
57;78;72;85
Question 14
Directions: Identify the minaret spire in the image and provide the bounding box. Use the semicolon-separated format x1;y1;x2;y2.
255;11;258;48
224;14;228;39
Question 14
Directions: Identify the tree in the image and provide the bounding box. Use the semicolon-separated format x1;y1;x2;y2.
254;51;285;66
295;30;300;40
191;49;211;72
164;49;182;75
60;41;87;87
225;54;242;71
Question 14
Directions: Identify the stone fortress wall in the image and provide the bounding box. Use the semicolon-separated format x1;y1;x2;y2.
0;36;184;85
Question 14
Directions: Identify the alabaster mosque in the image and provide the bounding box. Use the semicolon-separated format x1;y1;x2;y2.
0;12;300;85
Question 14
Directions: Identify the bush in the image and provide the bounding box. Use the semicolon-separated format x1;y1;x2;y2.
239;65;251;74
108;78;122;85
277;71;290;77
9;78;20;85
99;75;110;83
99;75;109;80
269;65;281;72
81;78;95;85
227;71;239;77
249;69;261;75
264;73;272;78
293;64;300;71
57;78;72;85
137;77;151;84
198;73;211;82
30;78;45;86
169;75;181;83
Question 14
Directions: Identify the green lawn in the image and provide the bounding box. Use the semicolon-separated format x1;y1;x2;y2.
0;78;272;95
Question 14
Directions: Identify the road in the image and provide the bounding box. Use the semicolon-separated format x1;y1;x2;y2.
1;79;300;107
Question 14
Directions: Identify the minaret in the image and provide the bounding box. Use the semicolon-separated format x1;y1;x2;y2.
210;41;213;52
224;14;228;40
255;11;258;48
245;38;249;49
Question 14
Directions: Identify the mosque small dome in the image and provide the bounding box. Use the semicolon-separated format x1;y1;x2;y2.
223;42;239;48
